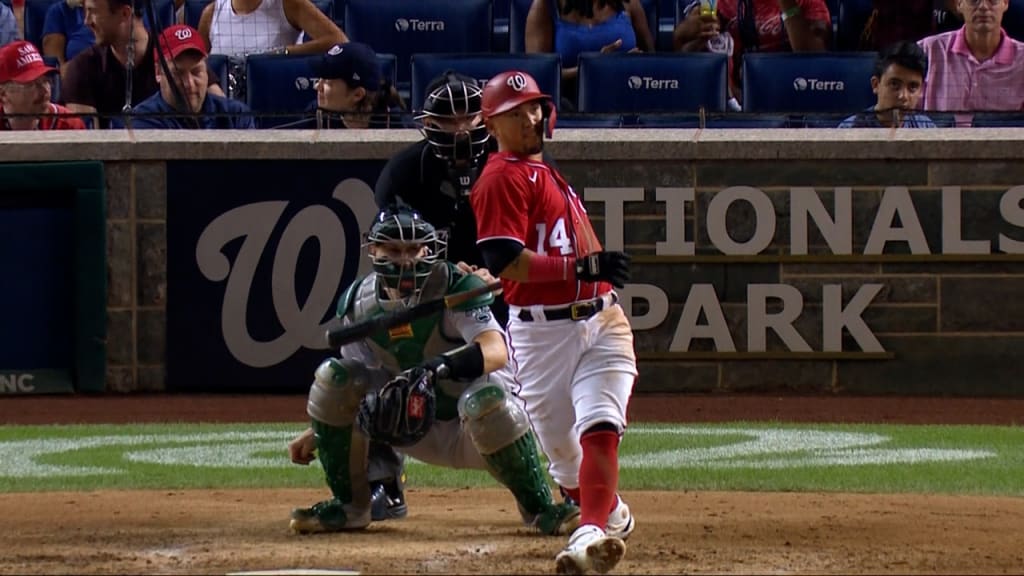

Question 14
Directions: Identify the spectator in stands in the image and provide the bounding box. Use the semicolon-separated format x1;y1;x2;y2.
282;42;404;129
198;0;345;57
838;41;935;128
113;24;252;127
857;0;961;51
918;0;1024;112
42;0;96;75
64;0;223;127
1;0;18;45
0;40;85;129
526;0;655;108
674;0;830;107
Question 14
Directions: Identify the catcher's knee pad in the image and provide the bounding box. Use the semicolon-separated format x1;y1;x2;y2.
458;379;531;455
306;358;372;426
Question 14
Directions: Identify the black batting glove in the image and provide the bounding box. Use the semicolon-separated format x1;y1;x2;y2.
575;251;631;288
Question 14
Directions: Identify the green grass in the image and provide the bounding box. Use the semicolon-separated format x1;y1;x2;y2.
1;422;1022;497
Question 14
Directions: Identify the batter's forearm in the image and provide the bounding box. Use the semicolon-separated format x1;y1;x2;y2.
500;249;574;283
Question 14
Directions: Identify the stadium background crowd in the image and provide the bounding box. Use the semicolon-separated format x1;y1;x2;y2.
1;0;1022;131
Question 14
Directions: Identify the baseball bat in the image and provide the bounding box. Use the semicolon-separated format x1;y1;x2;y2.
325;280;503;348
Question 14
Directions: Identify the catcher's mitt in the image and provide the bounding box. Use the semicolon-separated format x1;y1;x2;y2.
357;367;436;447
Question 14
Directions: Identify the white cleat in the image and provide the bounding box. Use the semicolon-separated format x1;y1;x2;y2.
605;495;635;541
555;524;626;575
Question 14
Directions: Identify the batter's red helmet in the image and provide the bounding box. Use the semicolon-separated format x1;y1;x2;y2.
481;70;557;137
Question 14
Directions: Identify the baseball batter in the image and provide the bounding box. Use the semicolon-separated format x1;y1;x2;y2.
470;71;638;575
286;207;579;537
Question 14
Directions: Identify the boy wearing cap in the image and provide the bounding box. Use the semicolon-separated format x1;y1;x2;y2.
114;24;253;129
281;42;405;129
0;41;85;130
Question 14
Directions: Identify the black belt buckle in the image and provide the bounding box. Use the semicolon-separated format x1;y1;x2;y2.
570;301;596;321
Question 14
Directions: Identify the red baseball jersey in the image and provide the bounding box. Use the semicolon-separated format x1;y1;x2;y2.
471;151;611;307
0;103;86;131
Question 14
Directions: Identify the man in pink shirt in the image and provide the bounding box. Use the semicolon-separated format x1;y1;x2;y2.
918;0;1024;114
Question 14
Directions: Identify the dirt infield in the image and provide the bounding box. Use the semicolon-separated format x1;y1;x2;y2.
2;393;1023;575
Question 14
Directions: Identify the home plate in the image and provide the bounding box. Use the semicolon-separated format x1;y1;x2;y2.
226;565;358;569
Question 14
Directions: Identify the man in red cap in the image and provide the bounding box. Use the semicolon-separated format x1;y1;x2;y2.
114;24;253;129
469;70;636;575
0;40;85;130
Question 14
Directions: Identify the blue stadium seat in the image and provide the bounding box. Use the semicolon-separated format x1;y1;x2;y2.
558;114;625;128
42;56;61;103
836;0;872;51
410;53;560;112
301;0;334;42
184;0;211;29
636;114;790;128
246;53;319;127
207;54;230;94
23;0;61;50
245;52;397;128
139;0;176;33
509;0;532;53
493;0;511;51
1004;0;1024;41
971;113;1024;128
577;52;727;113
741;52;876;114
344;0;492;91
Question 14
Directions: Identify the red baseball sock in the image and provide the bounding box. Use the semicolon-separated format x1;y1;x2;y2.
578;430;620;529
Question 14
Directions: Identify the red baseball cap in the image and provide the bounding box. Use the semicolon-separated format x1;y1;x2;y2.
156;25;209;62
0;41;56;84
481;70;551;119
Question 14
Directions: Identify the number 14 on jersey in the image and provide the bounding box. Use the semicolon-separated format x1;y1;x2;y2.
536;218;574;255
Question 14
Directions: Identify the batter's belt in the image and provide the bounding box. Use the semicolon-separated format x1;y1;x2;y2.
512;292;618;322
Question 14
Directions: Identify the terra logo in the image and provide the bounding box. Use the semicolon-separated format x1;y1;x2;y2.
793;77;845;91
627;76;679;90
394;17;445;31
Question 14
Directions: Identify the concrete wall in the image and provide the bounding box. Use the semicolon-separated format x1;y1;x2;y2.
3;128;1024;396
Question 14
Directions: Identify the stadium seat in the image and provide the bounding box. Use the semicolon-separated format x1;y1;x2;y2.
301;0;334;42
41;56;62;103
139;0;176;32
344;0;492;91
23;0;60;50
245;53;318;127
1004;0;1024;41
493;0;511;51
577;52;727;113
636;114;790;128
558;114;625;128
836;0;872;51
741;52;876;114
409;53;560;112
184;0;211;29
207;54;230;94
245;52;397;128
509;0;532;53
511;0;657;54
971;113;1024;128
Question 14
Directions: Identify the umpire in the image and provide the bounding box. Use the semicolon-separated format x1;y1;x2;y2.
374;71;559;328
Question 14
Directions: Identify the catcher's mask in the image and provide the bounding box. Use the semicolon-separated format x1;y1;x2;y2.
357;369;436;447
414;71;490;169
364;208;447;309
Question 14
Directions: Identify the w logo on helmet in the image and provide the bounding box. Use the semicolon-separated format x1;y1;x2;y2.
506;73;529;92
175;27;193;40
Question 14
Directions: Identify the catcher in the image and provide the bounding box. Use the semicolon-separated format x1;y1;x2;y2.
286;206;580;535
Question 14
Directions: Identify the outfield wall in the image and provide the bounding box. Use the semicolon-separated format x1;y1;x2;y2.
3;128;1024;396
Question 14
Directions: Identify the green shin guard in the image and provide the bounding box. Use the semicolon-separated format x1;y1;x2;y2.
483;431;580;536
312;418;354;503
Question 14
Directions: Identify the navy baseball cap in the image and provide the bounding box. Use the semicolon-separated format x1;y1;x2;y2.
313;42;381;89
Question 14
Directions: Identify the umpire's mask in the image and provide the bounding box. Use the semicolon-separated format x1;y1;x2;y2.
415;71;490;172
